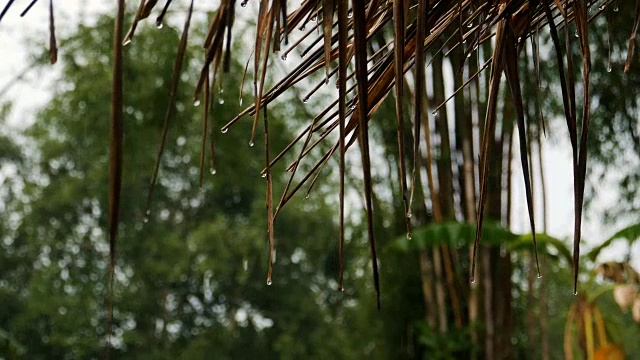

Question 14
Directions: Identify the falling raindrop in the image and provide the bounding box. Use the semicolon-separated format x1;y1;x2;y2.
221;127;228;134
193;99;201;107
210;167;217;175
249;140;255;147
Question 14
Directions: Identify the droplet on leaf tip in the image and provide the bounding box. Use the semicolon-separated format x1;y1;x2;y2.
406;233;412;240
123;38;132;46
210;167;216;175
221;128;228;134
249;141;254;147
261;173;267;178
156;21;163;29
281;54;287;61
266;279;272;286
193;99;201;107
339;286;344;292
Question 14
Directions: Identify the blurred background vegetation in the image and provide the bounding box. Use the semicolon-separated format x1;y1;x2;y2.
1;2;640;359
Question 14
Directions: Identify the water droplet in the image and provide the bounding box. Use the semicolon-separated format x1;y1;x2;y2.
156;21;164;29
143;216;149;224
303;97;309;104
241;0;248;7
123;38;132;46
266;279;272;286
467;52;472;58
470;277;476;284
261;173;267;178
339;286;344;292
575;30;579;38
249;140;254;147
218;98;225;104
299;26;306;31
573;290;578;295
239;97;243;106
311;15;317;21
243;259;248;271
537;273;542;279
143;209;151;224
607;65;612;73
350;104;356;110
210;167;216;175
193;99;201;107
347;10;353;18
462;39;467;44
614;5;619;11
304;194;310;199
406;233;412;240
406;210;412;219
221;128;228;134
467;22;472;28
281;54;287;61
599;4;606;10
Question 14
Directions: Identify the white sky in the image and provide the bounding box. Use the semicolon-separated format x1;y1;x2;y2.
0;1;635;267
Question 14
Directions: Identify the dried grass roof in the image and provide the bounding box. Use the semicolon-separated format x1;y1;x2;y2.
3;0;639;307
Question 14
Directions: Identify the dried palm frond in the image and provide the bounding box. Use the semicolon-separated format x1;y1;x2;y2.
100;0;640;303
2;0;636;304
